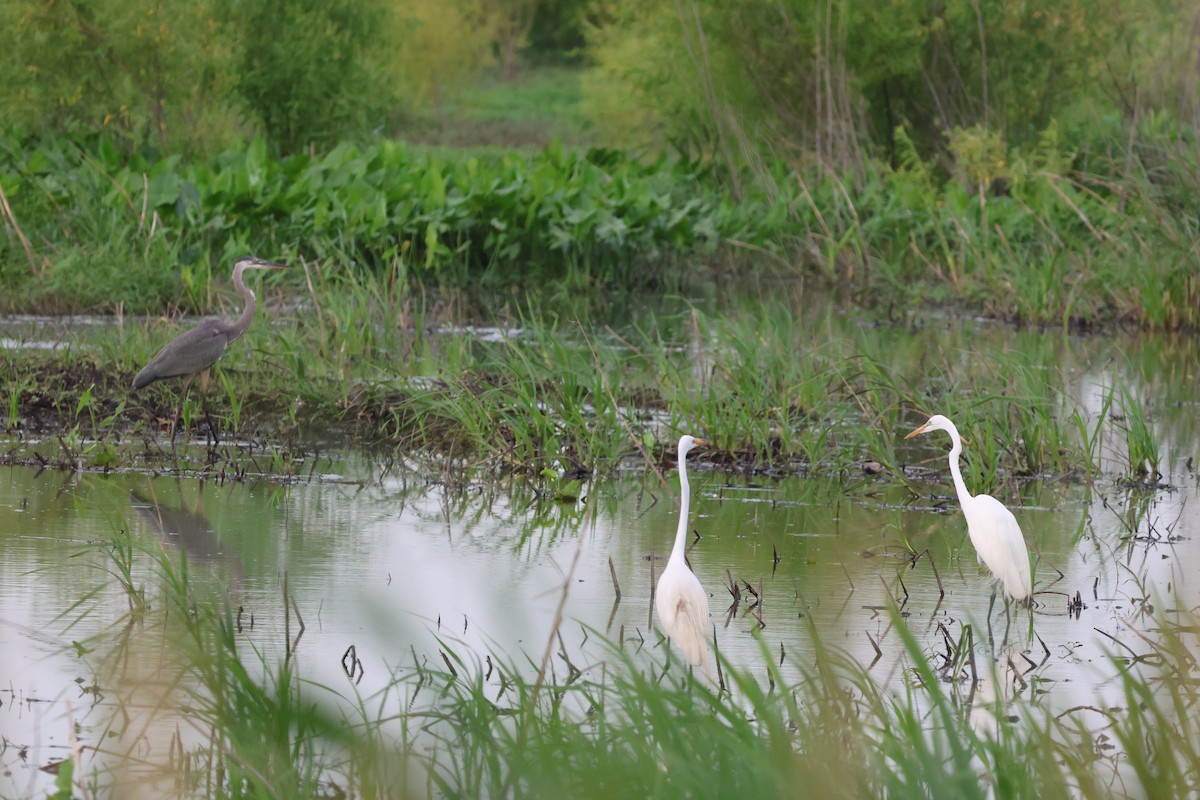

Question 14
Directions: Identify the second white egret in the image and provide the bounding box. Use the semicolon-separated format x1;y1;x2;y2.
906;414;1033;612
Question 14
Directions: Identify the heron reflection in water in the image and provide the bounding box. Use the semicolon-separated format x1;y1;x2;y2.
130;487;244;591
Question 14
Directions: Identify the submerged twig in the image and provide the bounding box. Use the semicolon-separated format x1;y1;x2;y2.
440;650;458;678
342;645;364;684
866;631;882;669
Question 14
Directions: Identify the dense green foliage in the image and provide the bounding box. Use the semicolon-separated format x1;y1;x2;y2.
3;122;1198;329
0;133;770;309
0;0;245;154
1;1;1197;330
0;0;510;154
233;0;405;152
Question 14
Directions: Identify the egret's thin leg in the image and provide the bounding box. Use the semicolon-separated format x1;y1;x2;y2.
1002;597;1013;647
986;587;998;648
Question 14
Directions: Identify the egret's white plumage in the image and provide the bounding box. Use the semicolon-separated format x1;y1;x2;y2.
906;415;1032;604
654;435;712;674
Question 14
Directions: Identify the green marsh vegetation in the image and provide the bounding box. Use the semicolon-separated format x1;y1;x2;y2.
3;123;1198;330
2;2;1200;328
1;292;1154;487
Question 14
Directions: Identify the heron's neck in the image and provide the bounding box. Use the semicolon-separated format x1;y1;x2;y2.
229;264;258;343
946;430;974;506
671;452;692;563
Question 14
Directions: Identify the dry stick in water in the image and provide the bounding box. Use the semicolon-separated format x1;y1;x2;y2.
877;575;898;606
299;256;328;345
712;624;725;692
866;631;883;668
608;556;621;600
342;645;364;684
289;592;307;662
967;626;978;684
726;569;740;603
1007;656;1026;691
284;571;292;665
926;551;945;598
756;576;765;628
649;557;656;629
0;182;39;276
607;596;620;633
839;559;856;591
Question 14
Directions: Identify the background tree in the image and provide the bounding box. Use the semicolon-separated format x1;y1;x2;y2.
0;0;499;155
0;0;243;154
584;0;1192;174
234;0;404;152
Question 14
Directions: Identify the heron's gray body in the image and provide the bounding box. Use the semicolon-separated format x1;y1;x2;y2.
132;319;241;388
131;257;287;390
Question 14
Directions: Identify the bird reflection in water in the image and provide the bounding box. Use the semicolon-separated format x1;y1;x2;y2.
130;485;244;593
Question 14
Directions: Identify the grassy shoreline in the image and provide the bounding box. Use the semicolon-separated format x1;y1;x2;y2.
1;282;1170;490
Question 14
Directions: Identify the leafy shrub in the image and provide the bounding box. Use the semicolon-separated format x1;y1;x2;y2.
0;0;244;154
235;0;403;152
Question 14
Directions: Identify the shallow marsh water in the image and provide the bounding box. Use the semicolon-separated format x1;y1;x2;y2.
1;294;1199;796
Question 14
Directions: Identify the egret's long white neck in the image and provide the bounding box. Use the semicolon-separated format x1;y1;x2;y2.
944;423;974;507
671;444;692;563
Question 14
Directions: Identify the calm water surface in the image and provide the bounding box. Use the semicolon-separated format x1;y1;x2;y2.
2;297;1198;796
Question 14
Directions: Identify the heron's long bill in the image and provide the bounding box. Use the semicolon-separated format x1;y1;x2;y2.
255;260;289;269
693;438;710;446
904;424;929;440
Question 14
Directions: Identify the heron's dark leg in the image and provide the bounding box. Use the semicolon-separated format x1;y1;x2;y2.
204;412;220;448
197;368;220;448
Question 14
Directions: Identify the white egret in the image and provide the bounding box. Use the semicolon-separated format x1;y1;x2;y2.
906;415;1033;614
654;435;712;675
